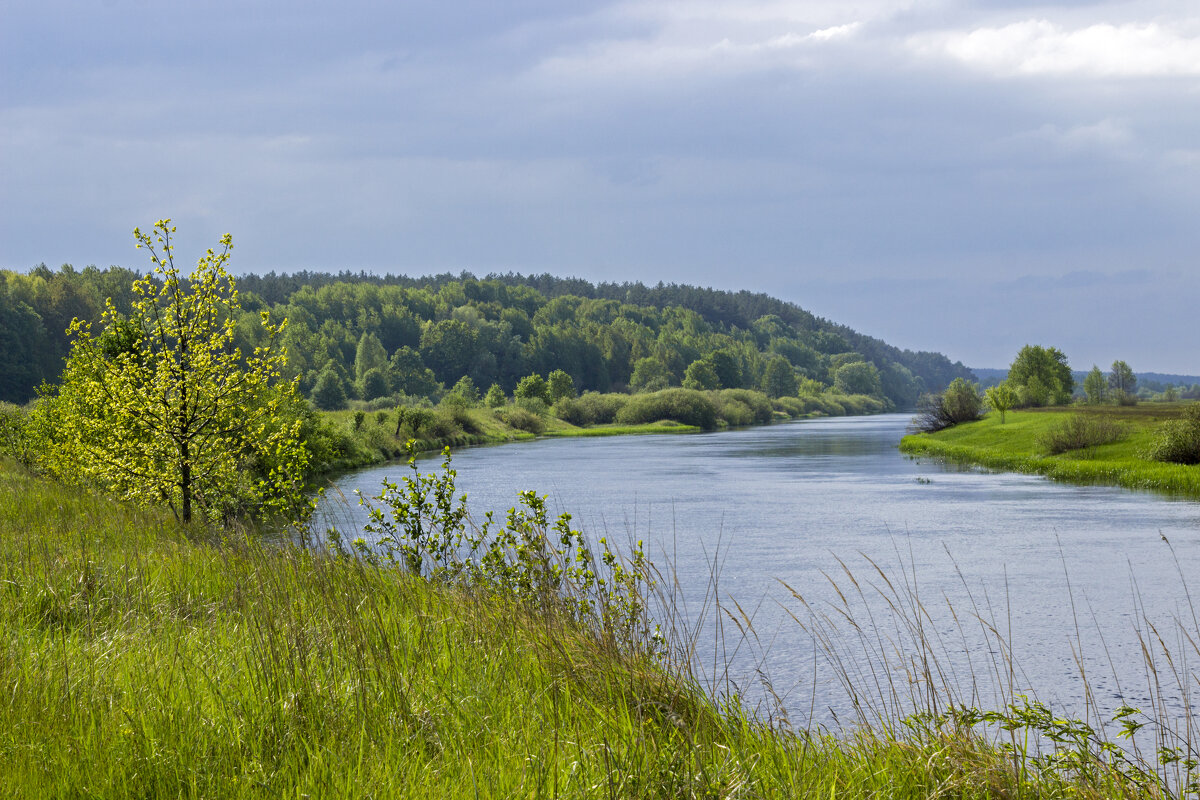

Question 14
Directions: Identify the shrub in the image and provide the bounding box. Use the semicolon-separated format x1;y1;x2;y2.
359;367;391;401
514;396;549;417
483;383;506;408
716;389;773;424
499;406;545;434
547;369;575;402
615;389;717;429
575;392;628;424
912;378;984;433
0;402;37;466
1145;404;1200;464
552;397;591;426
514;374;551;405
772;396;806;418
1038;414;1126;455
717;399;754;427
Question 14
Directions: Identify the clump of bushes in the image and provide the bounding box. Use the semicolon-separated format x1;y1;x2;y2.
912;378;984;433
715;389;773;425
496;406;546;434
1039;414;1125;455
615;388;717;429
552;392;634;426
1145;404;1200;464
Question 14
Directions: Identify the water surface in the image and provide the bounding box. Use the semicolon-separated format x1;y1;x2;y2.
318;414;1200;729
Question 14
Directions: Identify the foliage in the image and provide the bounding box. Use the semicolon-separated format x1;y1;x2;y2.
35;221;310;523
483;382;506;407
1008;345;1073;407
496;405;545;434
984;382;1018;424
760;355;798;398
353;331;389;384
1038;414;1126;455
358;366;390;400
0;401;38;466
546;368;575;401
4;266;979;412
629;357;673;393
912;378;984;433
447;375;480;406
682;358;720;390
1145;403;1200;465
1083;366;1107;404
514;373;551;404
614;388;718;429
358;446;653;637
834;360;882;397
310;365;348;410
1109;359;1137;401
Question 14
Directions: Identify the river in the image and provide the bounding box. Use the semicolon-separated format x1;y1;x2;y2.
315;413;1200;734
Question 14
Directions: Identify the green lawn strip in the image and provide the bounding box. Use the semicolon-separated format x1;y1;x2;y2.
900;406;1200;499
0;459;1156;798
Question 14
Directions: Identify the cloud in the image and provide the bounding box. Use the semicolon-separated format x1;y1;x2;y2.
910;18;1200;77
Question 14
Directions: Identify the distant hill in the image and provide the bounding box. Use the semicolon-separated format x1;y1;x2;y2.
2;264;975;407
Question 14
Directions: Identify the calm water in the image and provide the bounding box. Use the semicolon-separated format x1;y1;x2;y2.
316;414;1200;729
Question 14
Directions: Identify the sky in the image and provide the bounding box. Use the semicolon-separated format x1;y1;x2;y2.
3;0;1199;373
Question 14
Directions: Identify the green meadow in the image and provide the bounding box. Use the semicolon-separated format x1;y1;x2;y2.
900;404;1200;500
1;454;1193;798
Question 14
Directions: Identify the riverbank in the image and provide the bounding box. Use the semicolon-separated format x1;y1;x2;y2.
311;386;888;474
900;403;1200;499
0;457;1174;798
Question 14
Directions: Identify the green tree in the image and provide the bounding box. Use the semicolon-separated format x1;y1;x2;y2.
1108;360;1136;403
629;357;673;393
447;375;480;405
41;221;309;523
546;369;575;402
312;365;349;410
710;349;743;389
483;382;506;408
389;346;441;399
353;331;389;384
1007;345;1073;406
360;366;390;401
833;361;881;396
682;358;720;391
760;355;799;398
985;382;1018;424
1083;366;1107;405
514;373;551;404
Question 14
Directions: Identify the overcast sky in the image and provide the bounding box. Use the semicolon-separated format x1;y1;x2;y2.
3;0;1199;373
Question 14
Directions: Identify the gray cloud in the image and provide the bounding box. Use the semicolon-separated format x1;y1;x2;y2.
2;0;1198;371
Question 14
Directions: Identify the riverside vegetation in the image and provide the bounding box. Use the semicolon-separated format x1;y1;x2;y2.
900;403;1200;499
3;451;1199;798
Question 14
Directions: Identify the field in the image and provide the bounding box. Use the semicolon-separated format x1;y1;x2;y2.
900;403;1200;499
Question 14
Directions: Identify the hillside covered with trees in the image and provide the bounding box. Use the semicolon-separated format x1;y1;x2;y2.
1;264;972;409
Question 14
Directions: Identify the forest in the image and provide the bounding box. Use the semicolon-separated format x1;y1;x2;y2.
1;263;972;408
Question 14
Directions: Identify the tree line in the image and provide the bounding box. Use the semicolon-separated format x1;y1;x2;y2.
1;264;974;408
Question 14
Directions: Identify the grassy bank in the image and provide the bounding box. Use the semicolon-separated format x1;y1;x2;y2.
312;387;888;474
900;404;1200;499
1;457;1191;798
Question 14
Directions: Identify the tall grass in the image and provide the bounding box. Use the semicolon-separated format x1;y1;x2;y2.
1;455;1195;797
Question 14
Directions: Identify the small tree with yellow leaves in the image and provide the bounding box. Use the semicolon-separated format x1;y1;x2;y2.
39;220;310;523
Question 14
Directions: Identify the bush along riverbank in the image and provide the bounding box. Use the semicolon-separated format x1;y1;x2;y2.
1;453;1195;798
304;386;890;474
900;402;1200;499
